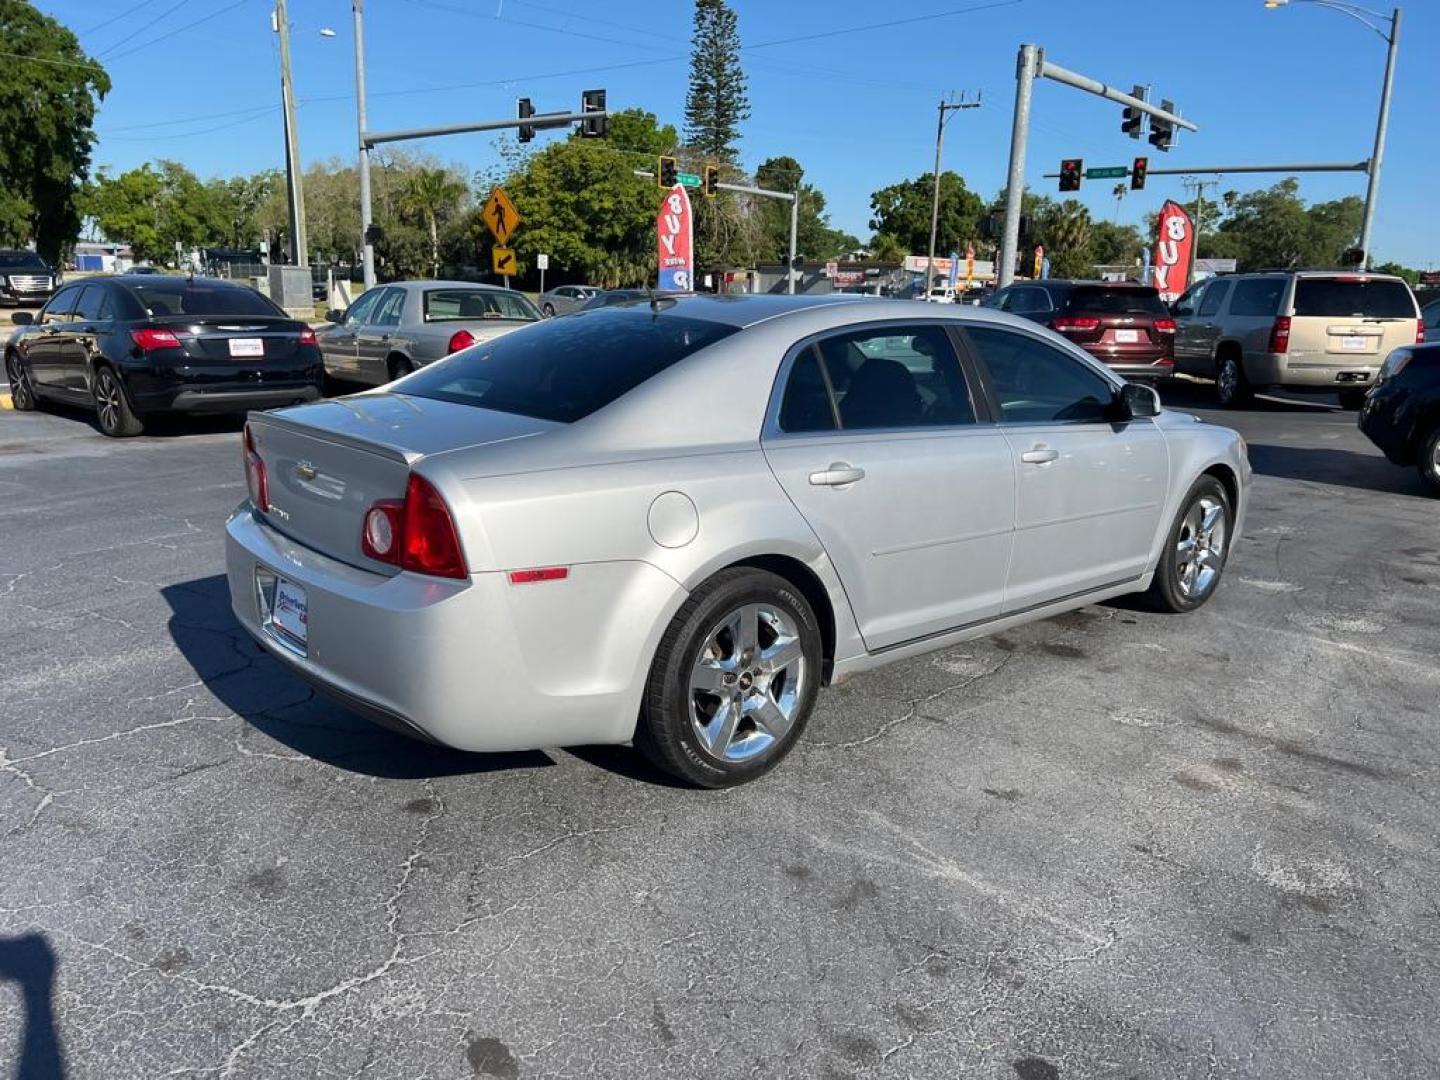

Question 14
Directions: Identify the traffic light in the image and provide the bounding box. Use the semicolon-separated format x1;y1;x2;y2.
1149;99;1176;152
658;156;678;187
517;97;535;143
703;163;718;198
1121;84;1145;139
580;88;606;138
1130;156;1148;191
1059;158;1083;192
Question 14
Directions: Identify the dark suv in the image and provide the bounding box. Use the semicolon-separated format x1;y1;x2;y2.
1359;343;1440;494
0;250;57;306
986;279;1175;380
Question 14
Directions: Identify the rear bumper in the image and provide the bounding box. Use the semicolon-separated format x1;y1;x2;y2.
128;367;323;414
225;506;688;752
1247;353;1380;389
1081;344;1174;379
168;386;322;413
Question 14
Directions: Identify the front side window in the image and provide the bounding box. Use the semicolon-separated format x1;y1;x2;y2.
1171;282;1205;317
343;289;383;327
40;285;81;323
399;307;738;423
965;326;1115;424
371;288;406;327
1229;278;1285;318
778;324;976;433
1198;280;1230;317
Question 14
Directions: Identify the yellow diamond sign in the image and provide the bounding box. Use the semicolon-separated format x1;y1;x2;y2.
482;187;521;246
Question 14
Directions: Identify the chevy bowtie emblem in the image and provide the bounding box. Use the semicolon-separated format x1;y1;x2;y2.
295;461;317;481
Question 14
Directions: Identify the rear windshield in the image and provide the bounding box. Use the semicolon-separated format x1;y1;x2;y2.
398;307;738;423
128;283;284;318
1293;278;1416;319
422;288;538;322
0;252;48;270
1066;286;1168;316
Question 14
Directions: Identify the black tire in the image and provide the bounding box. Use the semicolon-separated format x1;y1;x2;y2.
1144;475;1233;613
6;351;37;411
636;567;822;788
387;355;414;382
93;365;144;437
1418;426;1440;497
1215;353;1253;409
542;303;555;317
1337;388;1367;411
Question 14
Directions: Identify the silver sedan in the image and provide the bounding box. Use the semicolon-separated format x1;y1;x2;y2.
536;284;599;317
228;296;1250;786
317;280;540;385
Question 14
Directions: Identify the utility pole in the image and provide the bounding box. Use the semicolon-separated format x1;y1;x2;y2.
274;0;307;266
353;0;374;288
1359;6;1400;269
925;93;981;296
1180;176;1219;285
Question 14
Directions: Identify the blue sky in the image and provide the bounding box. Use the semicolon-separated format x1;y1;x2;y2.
41;0;1439;267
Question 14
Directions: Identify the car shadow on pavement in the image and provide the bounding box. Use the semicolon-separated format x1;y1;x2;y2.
28;398;246;439
0;933;65;1080
160;576;555;781
1157;379;1339;413
1246;443;1433;498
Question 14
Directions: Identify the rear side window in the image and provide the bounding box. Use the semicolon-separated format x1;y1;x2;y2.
72;285;108;322
129;283;283;318
1229;278;1285;317
399;307;738;423
1198;280;1230;317
1293;278;1416;319
1066;287;1168;316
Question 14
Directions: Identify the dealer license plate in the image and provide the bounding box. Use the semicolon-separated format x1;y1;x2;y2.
273;578;308;644
229;337;265;358
1114;329;1139;343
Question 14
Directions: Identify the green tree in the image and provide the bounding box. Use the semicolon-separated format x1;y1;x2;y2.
0;1;110;261
1089;220;1144;268
869;233;905;263
869;172;983;257
684;0;749;163
1042;200;1093;278
1213;180;1313;269
86;161;225;262
605;108;679;158
753;156;850;264
401;167;468;278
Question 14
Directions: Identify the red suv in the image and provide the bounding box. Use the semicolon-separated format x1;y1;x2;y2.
986;280;1176;381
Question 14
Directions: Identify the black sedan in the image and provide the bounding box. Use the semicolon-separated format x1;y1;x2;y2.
1359;342;1440;495
5;275;322;437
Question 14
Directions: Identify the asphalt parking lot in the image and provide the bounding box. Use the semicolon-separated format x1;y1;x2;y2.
2;379;1438;1079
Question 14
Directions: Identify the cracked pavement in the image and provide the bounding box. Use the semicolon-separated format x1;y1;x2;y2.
2;383;1439;1078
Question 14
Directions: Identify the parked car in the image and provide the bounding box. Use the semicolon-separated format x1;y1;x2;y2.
0;250;58;306
227;295;1248;786
1420;296;1440;344
316;281;541;386
1171;270;1423;409
126;265;164;275
1359;342;1440;494
5;275;322;436
579;288;657;310
985;280;1175;382
537;284;600;316
926;287;956;304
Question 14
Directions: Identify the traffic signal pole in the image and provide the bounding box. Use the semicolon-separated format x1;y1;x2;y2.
998;45;1198;288
352;0;374;288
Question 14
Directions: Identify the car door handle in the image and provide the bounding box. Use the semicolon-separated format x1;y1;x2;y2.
1020;447;1059;465
809;463;865;487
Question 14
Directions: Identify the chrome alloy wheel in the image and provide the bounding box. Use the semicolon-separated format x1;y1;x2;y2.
1217;358;1239;403
6;354;32;409
95;369;123;433
688;603;807;763
1175;494;1227;599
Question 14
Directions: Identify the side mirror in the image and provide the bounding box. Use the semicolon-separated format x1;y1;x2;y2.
1118;381;1161;419
325;309;345;324
11;310;33;325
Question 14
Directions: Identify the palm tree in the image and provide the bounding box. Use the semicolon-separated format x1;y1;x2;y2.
1047;201;1093;278
401;168;467;278
1112;183;1127;222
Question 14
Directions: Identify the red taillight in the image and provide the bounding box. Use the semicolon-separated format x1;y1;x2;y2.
1417;319;1425;346
131;328;182;352
360;473;467;579
1052;316;1101;333
1268;316;1291;354
447;329;475;354
299;327;317;346
243;423;268;512
1153;317;1176;333
508;567;569;585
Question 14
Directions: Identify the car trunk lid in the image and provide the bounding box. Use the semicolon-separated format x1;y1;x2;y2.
148;315;308;362
246;393;559;573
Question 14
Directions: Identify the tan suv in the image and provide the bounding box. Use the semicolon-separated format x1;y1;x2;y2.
1171;271;1423;409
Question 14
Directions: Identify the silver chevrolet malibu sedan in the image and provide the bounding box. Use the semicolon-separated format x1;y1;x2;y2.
227;295;1249;786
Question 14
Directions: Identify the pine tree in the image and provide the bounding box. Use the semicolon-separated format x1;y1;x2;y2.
684;0;750;164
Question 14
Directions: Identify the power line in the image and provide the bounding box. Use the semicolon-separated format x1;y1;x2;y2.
100;103;281;134
106;0;251;62
100;107;282;142
745;0;1023;50
96;0;190;57
81;0;162;38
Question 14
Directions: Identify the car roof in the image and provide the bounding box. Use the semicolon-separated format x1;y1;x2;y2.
387;280;516;292
110;274;253;287
601;292;870;328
